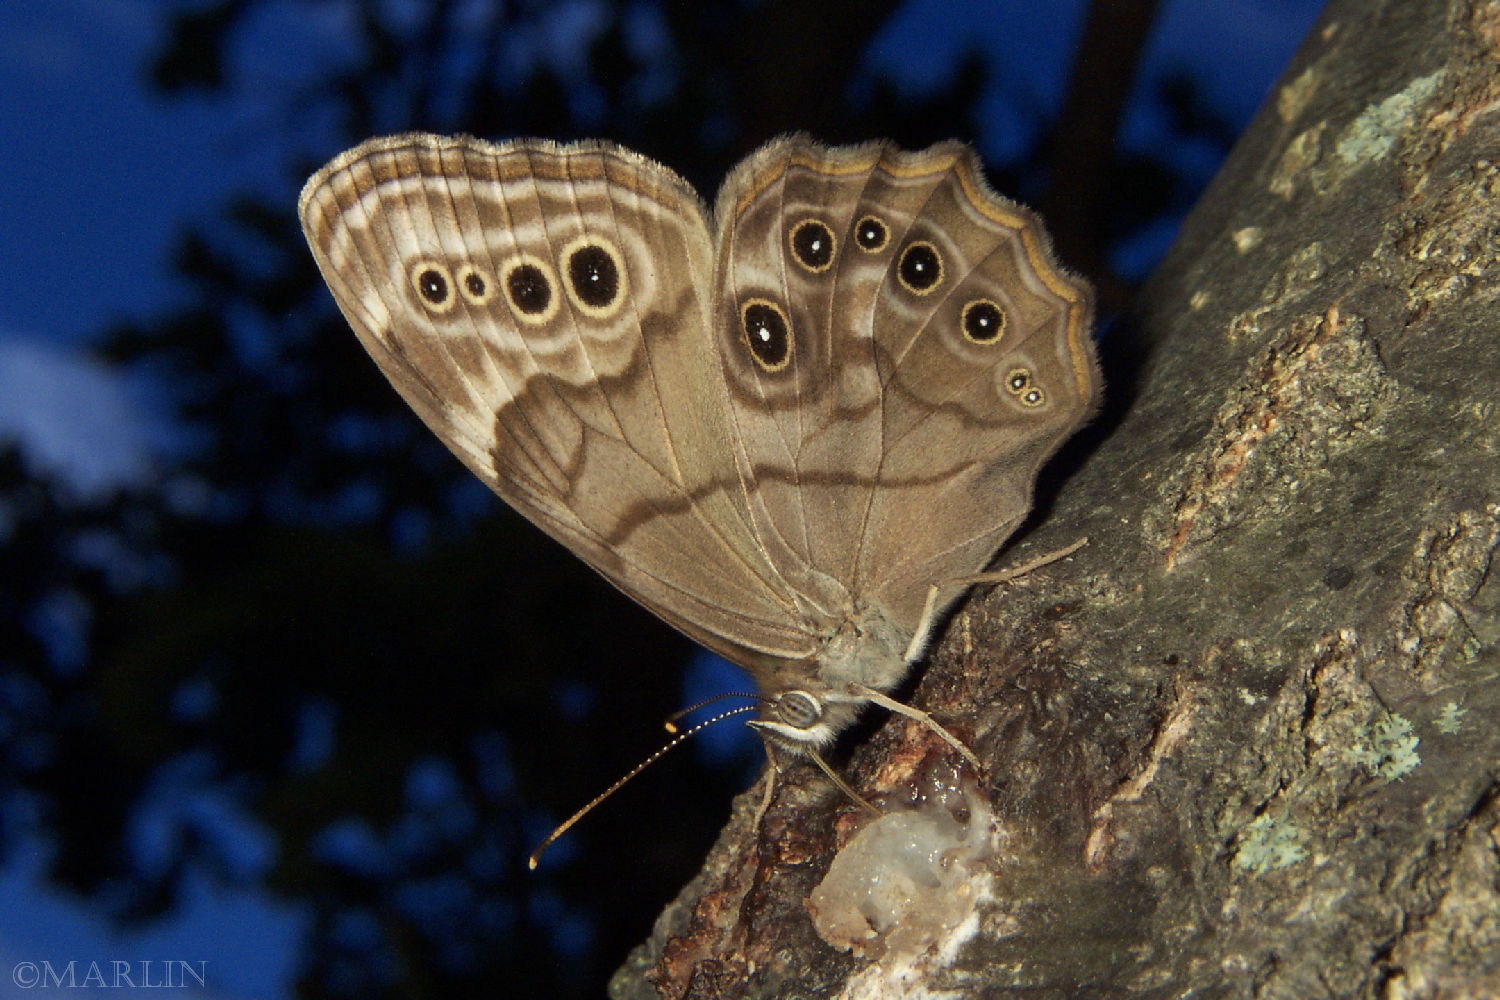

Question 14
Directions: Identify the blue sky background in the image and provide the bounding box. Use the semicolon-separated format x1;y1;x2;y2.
0;1;1325;996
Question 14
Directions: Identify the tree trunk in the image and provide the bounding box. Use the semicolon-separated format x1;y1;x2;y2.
613;0;1500;995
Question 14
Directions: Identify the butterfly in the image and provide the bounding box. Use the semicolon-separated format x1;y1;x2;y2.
298;132;1098;835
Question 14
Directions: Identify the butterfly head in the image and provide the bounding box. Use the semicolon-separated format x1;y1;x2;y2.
748;687;870;753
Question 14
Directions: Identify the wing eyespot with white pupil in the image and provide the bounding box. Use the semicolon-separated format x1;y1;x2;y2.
854;214;889;253
1002;367;1046;408
500;253;560;324
456;264;495;307
409;260;456;313
789;218;836;273
895;240;943;295
741;298;793;372
562;234;628;319
960;298;1005;344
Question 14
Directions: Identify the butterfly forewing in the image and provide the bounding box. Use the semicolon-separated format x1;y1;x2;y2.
300;134;818;666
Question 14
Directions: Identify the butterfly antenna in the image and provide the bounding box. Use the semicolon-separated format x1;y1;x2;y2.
528;703;759;869
662;691;759;734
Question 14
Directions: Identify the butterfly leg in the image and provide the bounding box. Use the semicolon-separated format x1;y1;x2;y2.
902;536;1090;663
882;535;1089;773
805;749;881;816
855;686;985;774
757;732;880;817
956;535;1090;588
749;742;781;833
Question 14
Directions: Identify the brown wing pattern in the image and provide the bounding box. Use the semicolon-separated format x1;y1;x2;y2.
712;136;1098;633
301;133;1097;674
299;134;816;665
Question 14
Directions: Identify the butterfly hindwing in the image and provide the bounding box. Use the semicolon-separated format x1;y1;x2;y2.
713;136;1098;632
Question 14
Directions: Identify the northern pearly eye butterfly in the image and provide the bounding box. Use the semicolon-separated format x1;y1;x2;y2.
299;133;1098;837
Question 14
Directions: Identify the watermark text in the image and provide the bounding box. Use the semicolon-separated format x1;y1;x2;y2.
12;961;207;989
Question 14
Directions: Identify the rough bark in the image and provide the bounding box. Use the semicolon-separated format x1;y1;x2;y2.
613;0;1500;995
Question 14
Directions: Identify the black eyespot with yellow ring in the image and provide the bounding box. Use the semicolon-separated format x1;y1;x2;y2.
1003;367;1046;408
457;264;495;307
789;218;836;273
854;215;889;253
410;261;456;313
740;298;792;372
961;299;1006;344
896;240;943;294
500;254;560;324
562;235;628;318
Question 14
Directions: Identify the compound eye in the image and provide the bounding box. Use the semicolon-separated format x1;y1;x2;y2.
775;691;823;730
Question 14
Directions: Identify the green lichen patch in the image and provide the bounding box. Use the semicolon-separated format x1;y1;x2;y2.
1233;813;1310;875
1343;711;1422;781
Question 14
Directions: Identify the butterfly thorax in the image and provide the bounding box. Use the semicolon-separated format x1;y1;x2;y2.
750;601;912;752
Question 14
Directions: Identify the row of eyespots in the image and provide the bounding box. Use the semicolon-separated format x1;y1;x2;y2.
787;217;1009;336
1004;367;1046;408
737;218;1011;373
787;215;944;296
738;294;1012;374
407;236;628;325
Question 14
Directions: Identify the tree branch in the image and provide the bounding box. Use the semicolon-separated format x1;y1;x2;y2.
614;0;1500;994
